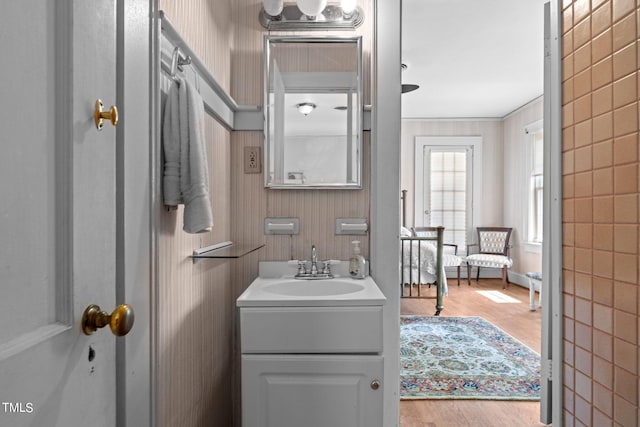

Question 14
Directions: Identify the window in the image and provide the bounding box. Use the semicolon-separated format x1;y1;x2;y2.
427;149;470;248
525;121;543;246
415;137;482;252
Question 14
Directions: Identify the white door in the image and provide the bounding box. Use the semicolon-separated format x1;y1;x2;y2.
422;147;472;248
414;136;483;251
0;1;123;425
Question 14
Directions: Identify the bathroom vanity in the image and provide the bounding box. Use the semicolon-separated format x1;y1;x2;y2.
237;262;386;427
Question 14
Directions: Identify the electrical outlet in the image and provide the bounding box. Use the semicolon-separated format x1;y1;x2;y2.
244;146;261;174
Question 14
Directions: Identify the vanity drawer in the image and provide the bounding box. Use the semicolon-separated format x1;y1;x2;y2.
240;306;383;354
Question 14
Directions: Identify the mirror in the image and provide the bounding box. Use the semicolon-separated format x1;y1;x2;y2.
264;36;363;189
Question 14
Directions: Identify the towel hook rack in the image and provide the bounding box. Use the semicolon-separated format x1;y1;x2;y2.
170;46;192;78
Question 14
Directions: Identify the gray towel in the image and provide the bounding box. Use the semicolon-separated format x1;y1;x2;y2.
162;78;213;234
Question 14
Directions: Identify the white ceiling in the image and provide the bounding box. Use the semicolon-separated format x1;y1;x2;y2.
401;0;547;119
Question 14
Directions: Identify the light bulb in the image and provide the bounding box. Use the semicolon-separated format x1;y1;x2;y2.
341;0;357;14
263;0;283;16
296;0;327;17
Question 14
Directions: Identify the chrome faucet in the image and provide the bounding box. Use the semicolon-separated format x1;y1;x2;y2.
292;245;334;279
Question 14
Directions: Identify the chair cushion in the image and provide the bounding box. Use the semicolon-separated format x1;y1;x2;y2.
466;254;513;268
443;253;462;267
479;231;509;253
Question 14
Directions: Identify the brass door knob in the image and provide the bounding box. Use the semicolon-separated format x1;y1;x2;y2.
81;304;134;336
94;99;119;130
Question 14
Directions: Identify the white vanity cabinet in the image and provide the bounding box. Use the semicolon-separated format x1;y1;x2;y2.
242;354;383;427
237;271;386;427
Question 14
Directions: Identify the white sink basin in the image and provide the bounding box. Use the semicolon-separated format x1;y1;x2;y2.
237;275;386;307
261;279;366;297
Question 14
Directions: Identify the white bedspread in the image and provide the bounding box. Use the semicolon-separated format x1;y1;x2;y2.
400;240;449;296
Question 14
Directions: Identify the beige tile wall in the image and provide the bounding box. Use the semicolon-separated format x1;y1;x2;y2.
562;0;639;425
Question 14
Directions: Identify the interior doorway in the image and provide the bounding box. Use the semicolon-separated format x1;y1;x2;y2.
398;1;562;425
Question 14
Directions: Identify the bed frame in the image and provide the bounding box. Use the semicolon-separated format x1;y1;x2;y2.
400;225;445;316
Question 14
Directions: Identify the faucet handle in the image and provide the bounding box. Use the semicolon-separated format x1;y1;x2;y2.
321;260;339;275
288;260;307;275
299;262;307;275
322;262;331;275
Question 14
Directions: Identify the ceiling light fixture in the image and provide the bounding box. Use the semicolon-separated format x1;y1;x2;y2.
259;1;363;30
401;84;419;94
401;63;420;94
296;102;316;116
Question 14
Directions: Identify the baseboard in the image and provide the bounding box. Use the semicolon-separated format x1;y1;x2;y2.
444;268;530;290
506;271;530;289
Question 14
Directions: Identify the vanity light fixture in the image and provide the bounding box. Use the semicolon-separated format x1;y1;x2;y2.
341;0;357;16
296;0;327;18
263;0;284;17
259;1;363;30
296;102;316;116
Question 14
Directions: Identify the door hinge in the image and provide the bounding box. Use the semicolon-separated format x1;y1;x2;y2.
542;359;553;382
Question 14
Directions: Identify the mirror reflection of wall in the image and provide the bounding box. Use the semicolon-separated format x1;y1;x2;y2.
285;136;347;184
264;37;362;189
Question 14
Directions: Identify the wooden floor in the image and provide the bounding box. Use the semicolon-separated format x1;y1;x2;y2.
400;278;547;427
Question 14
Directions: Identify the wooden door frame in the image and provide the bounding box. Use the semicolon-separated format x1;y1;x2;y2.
116;1;154;426
371;0;402;425
541;0;563;424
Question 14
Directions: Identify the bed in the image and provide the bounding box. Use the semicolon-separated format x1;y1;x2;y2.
400;225;446;315
399;191;463;315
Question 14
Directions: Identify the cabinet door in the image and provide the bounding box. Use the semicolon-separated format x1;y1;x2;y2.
242;355;383;427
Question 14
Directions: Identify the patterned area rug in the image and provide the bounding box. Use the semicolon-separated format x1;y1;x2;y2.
400;316;540;400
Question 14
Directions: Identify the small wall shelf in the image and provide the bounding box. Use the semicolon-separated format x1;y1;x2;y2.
191;241;264;263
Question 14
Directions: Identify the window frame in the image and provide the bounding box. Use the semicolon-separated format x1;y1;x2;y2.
524;119;544;253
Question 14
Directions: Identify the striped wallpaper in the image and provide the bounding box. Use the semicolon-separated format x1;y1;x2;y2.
155;1;374;426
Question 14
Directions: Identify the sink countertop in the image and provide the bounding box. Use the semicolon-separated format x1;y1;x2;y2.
257;260;368;278
237;266;387;307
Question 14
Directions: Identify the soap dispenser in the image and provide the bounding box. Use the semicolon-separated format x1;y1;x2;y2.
349;240;366;279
